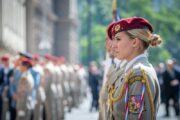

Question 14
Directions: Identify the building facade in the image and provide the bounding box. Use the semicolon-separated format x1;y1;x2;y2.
53;0;79;63
26;0;56;55
0;0;26;55
0;0;80;63
26;0;79;63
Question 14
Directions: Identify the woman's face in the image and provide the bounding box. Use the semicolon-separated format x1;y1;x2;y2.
112;32;135;61
106;37;114;57
19;64;26;72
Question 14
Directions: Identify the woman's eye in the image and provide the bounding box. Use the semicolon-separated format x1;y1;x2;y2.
116;38;121;41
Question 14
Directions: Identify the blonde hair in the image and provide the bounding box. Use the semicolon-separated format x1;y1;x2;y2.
126;29;162;49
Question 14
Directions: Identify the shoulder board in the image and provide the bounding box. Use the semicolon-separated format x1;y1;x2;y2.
128;75;143;85
127;67;147;85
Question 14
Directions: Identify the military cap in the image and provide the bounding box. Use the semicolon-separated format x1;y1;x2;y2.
32;54;39;61
44;54;52;60
1;54;9;61
19;52;32;59
108;17;153;40
21;58;32;66
107;22;116;40
59;56;66;63
50;55;58;63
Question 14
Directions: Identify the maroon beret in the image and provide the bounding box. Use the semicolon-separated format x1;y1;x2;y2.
44;54;52;60
107;22;116;40
1;54;9;61
50;55;58;62
33;54;39;61
108;17;153;40
59;56;66;63
21;58;32;66
114;17;153;33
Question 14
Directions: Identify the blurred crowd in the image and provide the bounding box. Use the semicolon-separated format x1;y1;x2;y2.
0;52;88;120
155;59;180;117
88;61;103;112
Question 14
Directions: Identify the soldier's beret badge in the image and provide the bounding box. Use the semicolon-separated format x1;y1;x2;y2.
114;24;120;32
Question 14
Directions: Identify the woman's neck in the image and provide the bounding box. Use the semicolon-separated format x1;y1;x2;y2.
126;50;144;62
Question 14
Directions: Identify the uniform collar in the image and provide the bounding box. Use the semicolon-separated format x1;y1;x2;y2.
125;53;147;72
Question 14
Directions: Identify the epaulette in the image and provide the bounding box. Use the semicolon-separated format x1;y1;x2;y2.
127;67;144;85
128;75;143;85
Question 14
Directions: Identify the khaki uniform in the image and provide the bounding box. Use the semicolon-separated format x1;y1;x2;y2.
33;65;45;120
107;56;160;120
55;65;64;120
99;64;116;120
60;65;72;112
71;66;82;107
99;61;127;120
66;65;75;112
78;67;88;99
33;85;45;120
68;65;77;108
16;71;34;120
44;62;56;120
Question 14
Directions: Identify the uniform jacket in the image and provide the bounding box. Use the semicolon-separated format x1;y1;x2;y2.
108;54;160;120
16;70;35;111
99;61;127;120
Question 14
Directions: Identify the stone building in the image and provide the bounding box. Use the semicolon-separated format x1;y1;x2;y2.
0;0;26;55
0;0;80;63
26;0;56;55
53;0;79;63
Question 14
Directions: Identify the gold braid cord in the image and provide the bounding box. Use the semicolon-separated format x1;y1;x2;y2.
107;70;134;112
141;69;155;120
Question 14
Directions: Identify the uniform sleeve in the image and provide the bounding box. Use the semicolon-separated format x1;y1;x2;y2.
128;80;144;120
127;69;156;120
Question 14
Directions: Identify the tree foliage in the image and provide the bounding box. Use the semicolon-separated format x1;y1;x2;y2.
78;0;180;65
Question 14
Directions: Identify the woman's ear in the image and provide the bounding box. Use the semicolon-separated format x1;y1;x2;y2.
132;38;140;47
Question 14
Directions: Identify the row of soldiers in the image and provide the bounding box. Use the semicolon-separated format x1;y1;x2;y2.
0;52;88;120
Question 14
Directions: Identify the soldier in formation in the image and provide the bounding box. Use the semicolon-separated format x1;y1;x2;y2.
99;22;127;120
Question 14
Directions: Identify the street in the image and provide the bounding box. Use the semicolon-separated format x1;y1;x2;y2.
66;92;98;120
66;92;179;120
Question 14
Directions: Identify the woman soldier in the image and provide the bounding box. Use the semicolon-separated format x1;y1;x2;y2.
106;17;161;120
99;22;116;120
99;22;127;120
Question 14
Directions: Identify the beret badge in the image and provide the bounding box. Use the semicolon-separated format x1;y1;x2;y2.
114;24;120;32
